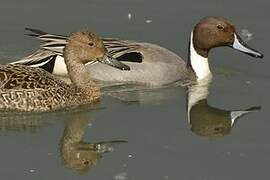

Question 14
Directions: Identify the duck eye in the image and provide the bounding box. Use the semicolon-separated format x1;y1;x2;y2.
83;160;89;165
88;42;94;46
217;24;224;30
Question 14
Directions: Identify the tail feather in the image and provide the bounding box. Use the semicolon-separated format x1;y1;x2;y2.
39;34;67;42
25;27;67;43
10;49;58;66
41;42;66;54
25;27;48;36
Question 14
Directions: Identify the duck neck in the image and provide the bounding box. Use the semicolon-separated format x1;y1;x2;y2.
64;47;97;90
187;32;212;81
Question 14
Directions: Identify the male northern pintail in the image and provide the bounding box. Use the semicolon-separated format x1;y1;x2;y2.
0;30;129;112
11;16;263;86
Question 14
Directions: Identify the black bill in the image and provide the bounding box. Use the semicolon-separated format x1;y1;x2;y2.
99;53;130;71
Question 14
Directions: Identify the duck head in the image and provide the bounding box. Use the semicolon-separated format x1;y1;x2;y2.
188;16;263;81
65;30;130;70
192;16;263;58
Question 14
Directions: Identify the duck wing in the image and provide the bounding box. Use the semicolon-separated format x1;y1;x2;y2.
103;38;143;63
0;64;80;112
26;28;142;59
10;28;143;67
10;49;59;66
0;64;68;90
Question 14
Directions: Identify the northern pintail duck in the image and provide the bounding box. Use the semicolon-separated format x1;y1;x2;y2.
11;16;263;86
0;30;129;112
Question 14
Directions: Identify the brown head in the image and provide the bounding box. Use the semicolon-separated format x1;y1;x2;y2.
64;30;130;70
66;30;106;64
192;16;263;58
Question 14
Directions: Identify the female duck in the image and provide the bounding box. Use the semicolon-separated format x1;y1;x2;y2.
0;30;129;112
12;16;263;86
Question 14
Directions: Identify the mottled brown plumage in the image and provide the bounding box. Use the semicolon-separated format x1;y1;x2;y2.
0;30;123;112
0;64;99;112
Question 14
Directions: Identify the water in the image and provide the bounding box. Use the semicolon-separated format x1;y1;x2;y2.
0;0;269;179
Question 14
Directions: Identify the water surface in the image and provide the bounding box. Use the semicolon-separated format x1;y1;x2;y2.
0;0;269;179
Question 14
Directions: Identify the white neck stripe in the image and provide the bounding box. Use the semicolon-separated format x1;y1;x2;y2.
189;32;212;80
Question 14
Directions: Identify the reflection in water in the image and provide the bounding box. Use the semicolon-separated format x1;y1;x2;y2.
0;110;126;173
100;81;186;104
187;76;261;137
60;112;127;172
0;112;51;133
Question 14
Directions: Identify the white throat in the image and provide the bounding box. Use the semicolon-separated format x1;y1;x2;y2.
189;32;212;81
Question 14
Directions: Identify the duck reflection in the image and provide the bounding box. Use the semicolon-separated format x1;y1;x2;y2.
0;111;50;132
187;76;261;137
0;110;126;172
60;112;126;172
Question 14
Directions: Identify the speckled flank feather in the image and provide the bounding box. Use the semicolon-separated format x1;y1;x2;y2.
0;64;99;112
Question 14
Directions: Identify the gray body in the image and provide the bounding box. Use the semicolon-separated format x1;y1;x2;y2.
87;42;192;86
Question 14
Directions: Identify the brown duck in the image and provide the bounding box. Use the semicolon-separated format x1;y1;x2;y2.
0;30;129;112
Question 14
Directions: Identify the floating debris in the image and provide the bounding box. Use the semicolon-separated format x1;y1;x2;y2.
29;169;35;173
106;145;114;152
240;29;253;41
114;172;128;180
128;154;133;158
145;19;152;24
87;123;92;128
128;13;132;20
